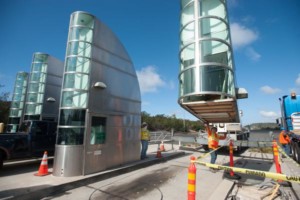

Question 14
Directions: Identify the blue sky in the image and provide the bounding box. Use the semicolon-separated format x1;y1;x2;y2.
0;0;299;126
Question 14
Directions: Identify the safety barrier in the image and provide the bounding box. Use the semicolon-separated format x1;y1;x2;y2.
193;160;300;183
229;140;234;177
149;131;172;142
187;156;196;200
187;139;300;200
272;140;282;175
278;145;300;167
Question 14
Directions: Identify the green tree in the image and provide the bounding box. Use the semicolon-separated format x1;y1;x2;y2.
141;111;203;132
0;85;11;124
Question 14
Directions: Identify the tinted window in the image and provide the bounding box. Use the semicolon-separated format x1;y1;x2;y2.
59;109;86;126
48;122;58;135
90;117;106;145
33;121;48;136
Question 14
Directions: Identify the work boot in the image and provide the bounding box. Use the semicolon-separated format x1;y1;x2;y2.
209;168;216;173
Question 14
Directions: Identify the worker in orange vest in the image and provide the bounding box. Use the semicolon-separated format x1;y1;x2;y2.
279;129;291;157
206;123;219;172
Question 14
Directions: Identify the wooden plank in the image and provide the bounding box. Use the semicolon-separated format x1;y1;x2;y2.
180;98;239;123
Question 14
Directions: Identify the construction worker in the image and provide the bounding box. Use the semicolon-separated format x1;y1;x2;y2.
279;129;291;157
206;123;219;172
140;122;150;160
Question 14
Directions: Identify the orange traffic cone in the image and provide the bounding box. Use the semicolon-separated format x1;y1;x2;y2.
156;148;162;158
34;151;50;176
160;141;165;152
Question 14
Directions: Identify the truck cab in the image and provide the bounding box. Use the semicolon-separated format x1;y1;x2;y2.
277;92;300;163
0;120;57;168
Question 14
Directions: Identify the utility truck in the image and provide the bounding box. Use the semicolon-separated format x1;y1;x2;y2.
277;92;300;163
196;122;249;151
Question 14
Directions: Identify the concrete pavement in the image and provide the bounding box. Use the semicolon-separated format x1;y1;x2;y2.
1;142;299;200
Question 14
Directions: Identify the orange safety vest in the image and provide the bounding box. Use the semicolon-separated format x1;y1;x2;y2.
279;131;290;144
207;127;219;149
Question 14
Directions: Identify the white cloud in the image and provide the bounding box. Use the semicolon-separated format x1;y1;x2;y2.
259;110;278;118
260;85;281;94
296;74;300;86
137;66;166;94
230;23;259;49
245;47;261;61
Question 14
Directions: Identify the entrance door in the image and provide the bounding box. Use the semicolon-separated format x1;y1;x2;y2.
84;114;107;175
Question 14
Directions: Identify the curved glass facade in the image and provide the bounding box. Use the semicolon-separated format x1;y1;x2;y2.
57;12;94;145
7;72;28;132
24;53;48;120
179;0;236;102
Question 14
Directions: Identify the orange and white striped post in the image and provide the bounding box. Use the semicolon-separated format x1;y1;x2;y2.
188;156;196;200
229;140;234;177
272;140;282;174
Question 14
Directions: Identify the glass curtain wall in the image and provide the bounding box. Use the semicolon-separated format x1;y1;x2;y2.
7;72;28;132
24;54;48;120
57;12;93;145
179;0;236;102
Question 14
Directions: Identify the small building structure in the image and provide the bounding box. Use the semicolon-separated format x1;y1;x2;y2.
23;53;64;122
53;11;141;177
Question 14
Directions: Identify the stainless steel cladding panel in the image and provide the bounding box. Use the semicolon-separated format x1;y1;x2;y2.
83;15;141;175
53;145;84;177
54;11;141;177
42;55;64;120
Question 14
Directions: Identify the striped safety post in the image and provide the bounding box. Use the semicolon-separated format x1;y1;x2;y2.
272;140;282;174
188;156;196;200
229;140;234;177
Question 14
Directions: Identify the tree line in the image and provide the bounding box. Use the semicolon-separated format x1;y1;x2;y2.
0;85;10;124
141;111;203;132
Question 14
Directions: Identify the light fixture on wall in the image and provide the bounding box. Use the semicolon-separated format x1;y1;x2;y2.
93;82;107;89
46;97;56;102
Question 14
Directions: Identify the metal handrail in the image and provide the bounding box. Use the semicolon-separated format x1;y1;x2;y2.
149;131;172;142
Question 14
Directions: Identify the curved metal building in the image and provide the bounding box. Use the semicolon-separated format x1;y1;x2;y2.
53;11;141;176
178;0;247;123
24;53;64;122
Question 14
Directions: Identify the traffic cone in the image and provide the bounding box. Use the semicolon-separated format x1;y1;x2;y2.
34;151;50;176
156;148;162;158
160;141;165;152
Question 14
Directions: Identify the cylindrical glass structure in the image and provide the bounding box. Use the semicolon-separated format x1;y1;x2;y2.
57;12;94;145
179;0;236;102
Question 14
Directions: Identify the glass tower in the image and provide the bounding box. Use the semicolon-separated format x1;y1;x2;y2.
24;53;64;122
178;0;246;123
7;72;29;132
24;53;48;120
57;13;93;145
